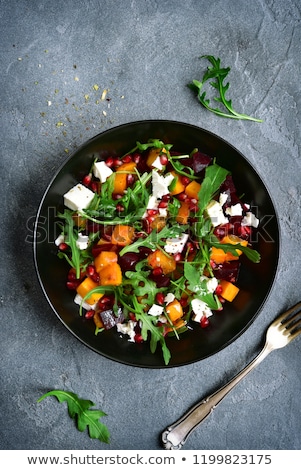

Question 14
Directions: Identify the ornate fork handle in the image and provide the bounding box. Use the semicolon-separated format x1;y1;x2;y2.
162;344;272;450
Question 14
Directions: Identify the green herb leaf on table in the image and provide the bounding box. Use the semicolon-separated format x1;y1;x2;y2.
37;390;110;444
188;55;263;122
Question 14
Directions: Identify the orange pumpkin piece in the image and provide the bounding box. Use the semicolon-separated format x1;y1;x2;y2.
210;246;238;263
76;277;103;305
219;280;240;302
99;262;122;286
146;148;161;167
184;180;201;199
176;201;190;224
111;225;135;246
221;235;248;256
113;161;137;195
169;171;186;195
94;251;118;273
147;249;176;274
165;299;184;323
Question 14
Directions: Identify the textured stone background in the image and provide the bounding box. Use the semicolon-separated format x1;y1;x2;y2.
0;0;300;450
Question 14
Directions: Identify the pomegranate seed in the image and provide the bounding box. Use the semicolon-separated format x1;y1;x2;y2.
129;312;137;321
180;297;188;307
122;155;132;163
162;194;171;202
177;192;187;201
116;203;124;212
91;272;100;283
215;285;223;295
147;209;159;216
152;267;163;276
90;181;99;193
82;173;92;186
132;153;141;164
181;176;190;185
105;157;114;167
134;333;144;343
67;270;77;281
160;154;168;165
66;281;78;290
200;316;210;328
58;242;68;251
113;158;123;167
155;292;165;305
173;253;182;262
112;193;122;200
158;200;168;209
186;242;196;253
126;174;135;186
85;310;95;319
86;265;96;277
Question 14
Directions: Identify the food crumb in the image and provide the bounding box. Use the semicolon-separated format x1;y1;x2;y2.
93;84;99;91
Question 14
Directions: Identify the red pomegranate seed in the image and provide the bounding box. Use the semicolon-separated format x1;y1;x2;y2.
215;285;223;295
113;158;123;167
181;176;190;185
67;269;77;281
129;312;137;321
82;173;92;186
177;192;187;201
91;272;100;283
66;281;78;290
126;174;135;186
147;209;159;216
200;316;210;328
86;265;96;277
160;154;168;165
85;310;95;319
152;267;163;276
90;181;99;193
162;194;171;202
173;253;182;262
180;297;188;307
132;153;141;164
105;157;114;167
58;242;68;251
158;200;168;209
122;155;132;163
155;292;165;305
134;333;144;343
116;203;124;212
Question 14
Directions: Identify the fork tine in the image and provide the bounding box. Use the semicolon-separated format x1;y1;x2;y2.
273;301;301;326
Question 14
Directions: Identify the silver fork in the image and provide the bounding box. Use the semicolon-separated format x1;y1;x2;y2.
162;301;301;450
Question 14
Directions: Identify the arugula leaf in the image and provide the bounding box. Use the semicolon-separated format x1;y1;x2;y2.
188;55;263;122
209;239;261;263
197;163;230;214
37;390;110;444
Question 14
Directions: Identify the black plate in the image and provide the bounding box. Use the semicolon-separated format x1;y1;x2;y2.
34;120;280;368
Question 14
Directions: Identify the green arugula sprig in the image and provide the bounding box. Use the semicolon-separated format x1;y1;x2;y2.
38;390;110;444
188;55;263;122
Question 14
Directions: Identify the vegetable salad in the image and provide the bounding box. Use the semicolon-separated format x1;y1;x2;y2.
55;139;260;365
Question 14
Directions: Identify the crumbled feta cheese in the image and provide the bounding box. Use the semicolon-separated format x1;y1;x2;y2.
54;234;65;246
191;298;213;323
76;233;89;250
74;293;97;311
200;276;218;293
164;233;189;254
148;304;164;316
206;200;229;227
219;192;228;206
225;203;243;216
117;320;137;342
164;293;175;304
63;183;95;211
93;161;113;183
151;156;164;170
241;212;259;228
152;170;174;199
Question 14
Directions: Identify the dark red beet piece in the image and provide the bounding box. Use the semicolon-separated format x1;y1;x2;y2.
213;261;241;284
99;308;124;330
192;151;212;174
118;252;140;272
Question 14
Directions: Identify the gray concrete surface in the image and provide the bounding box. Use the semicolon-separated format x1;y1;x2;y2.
1;0;300;451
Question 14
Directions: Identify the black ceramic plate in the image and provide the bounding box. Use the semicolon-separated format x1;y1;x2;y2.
34;120;280;368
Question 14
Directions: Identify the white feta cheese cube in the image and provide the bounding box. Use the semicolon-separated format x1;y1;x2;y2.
63;183;95;211
206;200;229;227
151;156;164;170
76;233;89;250
164;233;189;254
225;203;243;216
200;276;218;293
191;298;213;323
164;293;175;304
54;234;65;246
74;293;97;311
93;161;113;183
117;320;137;342
241;212;259;228
152;170;174;199
219;192;228;206
148;304;164;316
